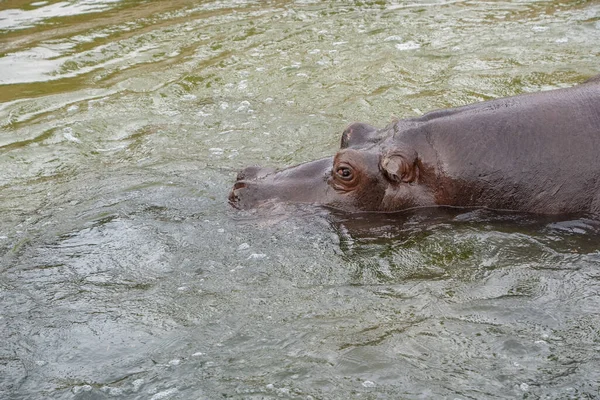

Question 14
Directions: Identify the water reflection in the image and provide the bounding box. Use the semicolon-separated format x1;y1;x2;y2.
0;0;123;31
329;208;600;285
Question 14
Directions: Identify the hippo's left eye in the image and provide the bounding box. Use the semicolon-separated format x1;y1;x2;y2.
335;166;354;181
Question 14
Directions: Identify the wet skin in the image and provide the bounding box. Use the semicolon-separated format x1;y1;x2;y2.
230;76;600;214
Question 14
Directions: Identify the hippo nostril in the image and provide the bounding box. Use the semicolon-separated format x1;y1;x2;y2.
237;166;262;181
237;166;276;181
233;181;247;190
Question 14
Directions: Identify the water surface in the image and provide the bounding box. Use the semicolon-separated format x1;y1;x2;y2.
1;1;600;399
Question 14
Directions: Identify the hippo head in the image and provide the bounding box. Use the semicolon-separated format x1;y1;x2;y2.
229;123;434;212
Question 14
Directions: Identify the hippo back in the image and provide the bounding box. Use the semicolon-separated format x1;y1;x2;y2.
397;82;600;214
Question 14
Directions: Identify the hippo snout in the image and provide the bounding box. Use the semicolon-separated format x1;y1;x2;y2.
235;166;276;181
229;157;335;209
228;178;250;208
228;182;243;206
229;166;276;207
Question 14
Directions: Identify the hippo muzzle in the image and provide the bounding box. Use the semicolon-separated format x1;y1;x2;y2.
229;157;335;209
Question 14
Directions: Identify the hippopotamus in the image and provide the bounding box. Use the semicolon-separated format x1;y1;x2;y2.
229;75;600;215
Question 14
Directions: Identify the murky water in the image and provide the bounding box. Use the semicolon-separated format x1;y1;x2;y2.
1;1;600;399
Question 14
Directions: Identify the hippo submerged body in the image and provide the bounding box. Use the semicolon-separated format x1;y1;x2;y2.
230;76;600;215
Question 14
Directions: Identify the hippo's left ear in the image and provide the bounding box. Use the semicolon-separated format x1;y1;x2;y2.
380;149;418;183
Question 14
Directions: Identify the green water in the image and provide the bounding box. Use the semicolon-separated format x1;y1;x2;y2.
1;1;599;399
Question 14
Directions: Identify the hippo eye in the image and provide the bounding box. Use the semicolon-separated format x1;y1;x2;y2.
335;166;354;181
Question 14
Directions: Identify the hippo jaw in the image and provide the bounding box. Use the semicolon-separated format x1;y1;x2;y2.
229;146;435;212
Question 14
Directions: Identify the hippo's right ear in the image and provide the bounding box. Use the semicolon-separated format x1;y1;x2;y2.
380;149;418;184
340;122;378;149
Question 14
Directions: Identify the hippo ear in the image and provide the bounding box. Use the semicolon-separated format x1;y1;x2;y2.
340;122;378;149
380;150;418;183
